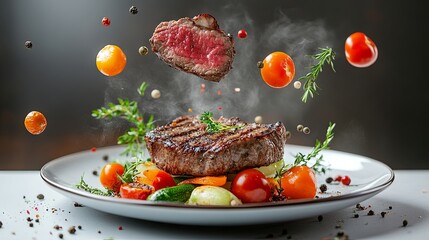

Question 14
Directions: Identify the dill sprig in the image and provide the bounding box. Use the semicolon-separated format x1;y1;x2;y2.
91;82;155;159
300;47;336;103
200;111;243;133
75;176;114;196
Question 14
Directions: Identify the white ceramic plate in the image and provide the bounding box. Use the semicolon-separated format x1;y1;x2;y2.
40;144;394;226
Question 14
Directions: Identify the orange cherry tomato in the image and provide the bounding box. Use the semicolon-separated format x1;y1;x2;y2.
260;51;295;88
280;166;317;200
137;169;176;191
24;111;47;135
96;44;127;76
99;163;125;193
119;183;154;200
345;32;378;68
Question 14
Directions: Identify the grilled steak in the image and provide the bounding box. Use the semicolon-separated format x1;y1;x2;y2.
149;14;235;82
144;115;287;176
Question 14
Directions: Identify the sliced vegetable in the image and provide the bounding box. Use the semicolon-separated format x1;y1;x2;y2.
280;166;317;200
178;175;227;186
119;183;154;200
187;186;242;206
136;169;176;191
230;169;272;203
147;184;195;202
99;163;125;193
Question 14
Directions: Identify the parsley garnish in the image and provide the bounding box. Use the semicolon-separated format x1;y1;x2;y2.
200;111;243;133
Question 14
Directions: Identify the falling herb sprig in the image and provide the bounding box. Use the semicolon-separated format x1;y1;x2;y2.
300;47;336;103
75;176;114;196
200;111;243;133
91;82;155;159
276;122;335;177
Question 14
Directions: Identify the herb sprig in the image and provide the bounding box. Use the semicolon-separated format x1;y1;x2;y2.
118;158;147;183
300;47;336;103
277;122;335;177
200;111;243;133
75;176;113;196
91;82;154;159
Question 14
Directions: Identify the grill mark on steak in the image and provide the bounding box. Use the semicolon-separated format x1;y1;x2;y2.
149;14;234;82
144;115;287;176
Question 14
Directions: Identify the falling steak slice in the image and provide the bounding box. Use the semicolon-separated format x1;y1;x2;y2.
149;14;235;82
144;115;287;176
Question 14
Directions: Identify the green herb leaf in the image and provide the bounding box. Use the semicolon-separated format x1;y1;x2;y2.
299;47;336;103
92;82;155;159
75;176;113;196
118;158;147;183
200;111;243;133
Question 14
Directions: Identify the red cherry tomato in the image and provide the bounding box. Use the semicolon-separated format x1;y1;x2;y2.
345;32;378;68
99;163;125;193
138;169;176;191
280;166;317;200
230;169;272;203
260;52;295;88
341;175;351;185
119;183;154;200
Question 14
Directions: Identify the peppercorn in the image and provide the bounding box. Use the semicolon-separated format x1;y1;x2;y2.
285;131;292;139
68;226;76;234
37;194;45;200
59;233;64;239
257;61;264;68
296;124;304;132
129;6;138;14
381;211;387;218
102;155;109;161
354;213;359;218
368;210;375;216
326;177;334;184
0;221;3;228
402;220;408;227
317;215;323;222
24;41;33;49
303;127;311;134
78;225;82;230
319;184;327;193
139;46;148;56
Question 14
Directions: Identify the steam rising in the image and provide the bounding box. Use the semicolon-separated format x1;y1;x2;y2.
101;6;334;129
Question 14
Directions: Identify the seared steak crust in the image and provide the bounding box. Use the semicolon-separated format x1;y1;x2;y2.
149;14;235;82
144;115;287;176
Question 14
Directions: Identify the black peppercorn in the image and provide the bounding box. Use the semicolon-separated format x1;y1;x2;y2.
354;213;359;218
381;211;387;218
29;223;34;227
24;41;33;49
319;184;327;193
129;6;138;14
0;221;3;228
317;215;323;222
102;155;109;161
257;61;264;68
59;233;64;239
37;194;44;200
368;210;375;216
402;220;408;227
326;177;333;184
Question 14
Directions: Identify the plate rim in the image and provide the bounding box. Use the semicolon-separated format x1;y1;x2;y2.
40;144;395;210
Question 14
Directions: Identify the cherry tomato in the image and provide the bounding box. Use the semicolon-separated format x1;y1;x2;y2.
96;44;127;76
280;166;317;200
24;111;47;135
237;29;247;39
230;169;272;203
260;52;295;88
345;32;378;68
137;169;176;191
99;163;125;193
341;175;351;185
119;183;154;200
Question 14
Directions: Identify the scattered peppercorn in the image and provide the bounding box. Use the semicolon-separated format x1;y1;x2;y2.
303;127;311;134
92;170;98;176
25;40;33;48
68;226;76;234
54;225;61;230
368;210;375;216
317;215;323;222
381;211;387;218
237;29;248;39
354;213;359;218
118;226;123;230
389;206;393;210
296;124;304;132
335;224;342;229
78;225;82;230
402;220;408;227
326;177;334;184
257;61;264;68
29;223;34;227
293;81;302;89
337;231;344;237
139;46;148;56
101;17;111;26
98;230;101;234
319;184;327;193
102;155;109;161
285;131;292;139
37;194;45;200
0;220;2;228
74;202;83;207
35;219;40;223
59;233;64;239
129;6;138;14
27;217;32;222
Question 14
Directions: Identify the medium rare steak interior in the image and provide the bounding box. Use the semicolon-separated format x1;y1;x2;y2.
149;14;235;82
144;115;287;176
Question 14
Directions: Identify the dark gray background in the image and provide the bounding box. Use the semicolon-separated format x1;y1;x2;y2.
1;0;427;170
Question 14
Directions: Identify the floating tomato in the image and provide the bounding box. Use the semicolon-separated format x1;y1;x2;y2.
345;32;378;68
260;52;295;88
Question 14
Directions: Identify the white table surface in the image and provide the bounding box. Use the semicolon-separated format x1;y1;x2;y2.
0;170;428;240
